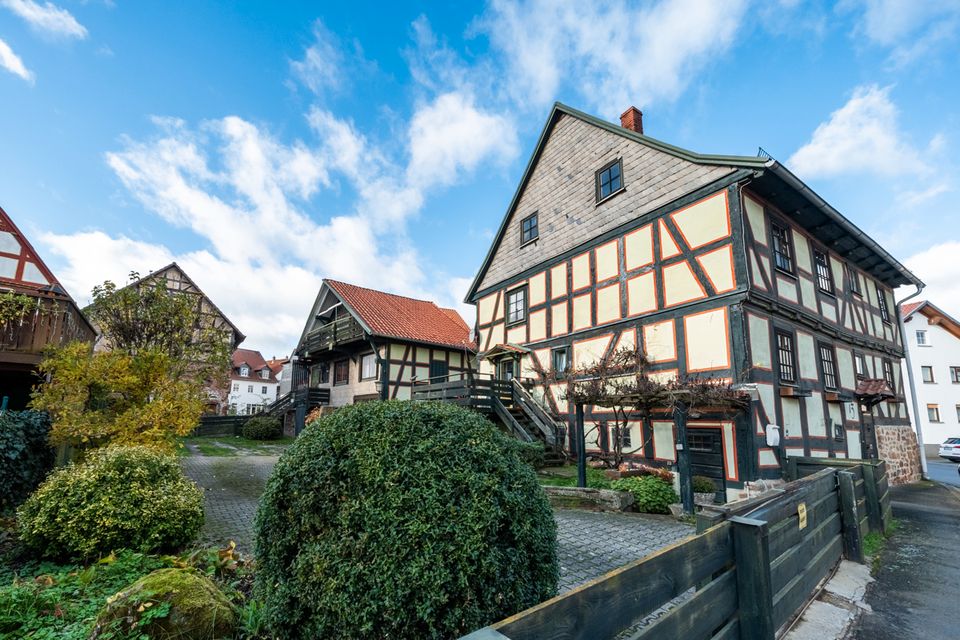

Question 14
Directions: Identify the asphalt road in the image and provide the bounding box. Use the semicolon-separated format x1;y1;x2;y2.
925;458;960;487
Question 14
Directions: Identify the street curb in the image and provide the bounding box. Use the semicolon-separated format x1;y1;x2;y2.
940;481;960;505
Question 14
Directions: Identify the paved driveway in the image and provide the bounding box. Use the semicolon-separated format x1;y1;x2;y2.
181;453;693;592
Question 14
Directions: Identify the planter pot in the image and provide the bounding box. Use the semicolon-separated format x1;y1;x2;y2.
694;492;716;506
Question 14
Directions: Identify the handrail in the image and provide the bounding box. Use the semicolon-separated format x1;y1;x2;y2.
492;392;533;442
510;379;558;447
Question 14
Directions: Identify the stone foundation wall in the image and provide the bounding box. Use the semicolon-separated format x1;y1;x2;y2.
876;424;922;485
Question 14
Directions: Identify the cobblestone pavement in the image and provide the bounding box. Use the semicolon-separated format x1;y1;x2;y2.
181;453;694;592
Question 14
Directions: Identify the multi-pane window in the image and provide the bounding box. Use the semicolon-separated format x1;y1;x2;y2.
848;267;862;296
771;223;794;273
928;404;941;423
813;250;833;293
854;353;867;379
916;330;928;345
232;383;239;392
882;359;895;387
877;286;890;323
240;366;250;377
834;423;845;441
261;386;267;394
506;287;527;325
260;369;270;379
951;367;960;383
922;366;935;383
776;330;796;384
596;159;623;201
521;213;539;245
819;343;838;390
552;347;570;375
319;364;330;384
247;385;253;393
334;359;349;385
611;423;631;448
360;353;378;380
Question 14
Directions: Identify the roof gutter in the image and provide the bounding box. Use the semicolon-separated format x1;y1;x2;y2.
897;284;928;478
765;161;923;288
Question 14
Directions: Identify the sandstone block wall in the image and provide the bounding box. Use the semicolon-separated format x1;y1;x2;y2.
876;424;923;485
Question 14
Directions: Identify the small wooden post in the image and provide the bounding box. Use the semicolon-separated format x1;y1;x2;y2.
731;516;775;640
675;401;694;514
575;403;587;489
787;457;798;482
838;471;865;563
861;463;883;534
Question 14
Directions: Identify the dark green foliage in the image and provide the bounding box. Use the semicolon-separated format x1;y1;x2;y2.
512;439;546;469
0;411;54;512
17;445;204;559
612;475;679;514
692;475;717;494
240;415;281;441
255;400;559;639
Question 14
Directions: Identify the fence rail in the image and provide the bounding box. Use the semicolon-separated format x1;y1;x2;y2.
465;458;891;640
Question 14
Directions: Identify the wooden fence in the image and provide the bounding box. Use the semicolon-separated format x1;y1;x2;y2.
193;415;247;437
786;456;891;534
463;461;890;640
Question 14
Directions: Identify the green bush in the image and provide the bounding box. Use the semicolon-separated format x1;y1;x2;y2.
692;475;717;494
513;440;546;469
0;411;54;511
240;415;281;440
612;475;679;514
255;400;558;639
17;445;204;559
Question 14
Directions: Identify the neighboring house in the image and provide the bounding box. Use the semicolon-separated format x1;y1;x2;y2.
228;348;279;415
0;205;96;408
463;103;923;498
900;301;960;450
266;356;290;397
91;262;245;414
285;279;475;433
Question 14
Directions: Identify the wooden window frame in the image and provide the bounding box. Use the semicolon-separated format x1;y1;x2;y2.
771;221;794;275
775;329;797;385
610;423;631;448
876;285;891;324
882;359;895;388
854;352;867;379
505;286;528;326
319;364;330;384
261;385;268;395
848;266;862;297
818;342;838;390
247;384;253;393
333;359;350;386
359;353;378;381
595;158;624;204
552;346;570;376
813;248;834;294
520;212;539;246
921;366;935;384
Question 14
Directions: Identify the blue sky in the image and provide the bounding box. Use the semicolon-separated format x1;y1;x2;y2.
2;0;959;356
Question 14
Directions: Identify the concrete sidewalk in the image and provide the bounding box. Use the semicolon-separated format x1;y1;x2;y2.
847;482;960;639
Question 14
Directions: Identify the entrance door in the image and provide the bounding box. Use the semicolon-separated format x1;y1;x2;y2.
498;358;515;381
860;407;878;460
687;428;726;502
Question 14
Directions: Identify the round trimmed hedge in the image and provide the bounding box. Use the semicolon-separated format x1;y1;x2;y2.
241;415;281;440
255;401;558;639
17;445;204;559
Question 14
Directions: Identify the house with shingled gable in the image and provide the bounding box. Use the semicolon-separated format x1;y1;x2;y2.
283;279;476;434
0;205;96;408
462;102;924;498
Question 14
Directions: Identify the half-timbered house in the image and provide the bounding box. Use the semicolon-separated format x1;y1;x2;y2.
284;279;476;433
463;103;923;499
0;205;96;409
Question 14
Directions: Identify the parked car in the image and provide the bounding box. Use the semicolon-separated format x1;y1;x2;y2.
939;438;960;462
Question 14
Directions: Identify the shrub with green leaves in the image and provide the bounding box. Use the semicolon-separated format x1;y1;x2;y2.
17;445;204;559
255;400;558;639
513;439;546;469
0;410;54;511
692;475;717;494
612;475;679;514
240;415;281;440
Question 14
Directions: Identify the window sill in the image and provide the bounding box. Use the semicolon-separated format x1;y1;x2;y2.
505;319;526;328
595;187;626;207
774;268;797;280
520;237;539;249
818;289;836;298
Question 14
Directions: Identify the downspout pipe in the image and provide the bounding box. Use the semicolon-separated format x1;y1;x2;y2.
897;284;927;478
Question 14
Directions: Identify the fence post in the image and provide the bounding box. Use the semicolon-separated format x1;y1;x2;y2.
787;457;798;481
860;463;883;533
837;471;865;563
731;516;775;640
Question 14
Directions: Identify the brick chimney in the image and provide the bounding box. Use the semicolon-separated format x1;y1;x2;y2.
620;106;643;134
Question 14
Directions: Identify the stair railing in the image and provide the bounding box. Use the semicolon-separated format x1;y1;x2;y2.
490;390;534;442
509;379;560;447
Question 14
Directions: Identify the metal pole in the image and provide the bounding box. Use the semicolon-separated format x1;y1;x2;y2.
675;401;694;514
897;292;928;477
576;403;586;488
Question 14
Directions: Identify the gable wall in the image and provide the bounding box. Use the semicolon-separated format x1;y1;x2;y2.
477;113;736;292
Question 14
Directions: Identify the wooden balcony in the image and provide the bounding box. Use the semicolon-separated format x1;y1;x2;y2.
300;315;366;357
0;295;96;366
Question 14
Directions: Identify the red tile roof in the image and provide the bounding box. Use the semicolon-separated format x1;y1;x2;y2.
265;357;288;375
900;301;924;317
231;348;277;382
326;280;475;351
855;378;894;399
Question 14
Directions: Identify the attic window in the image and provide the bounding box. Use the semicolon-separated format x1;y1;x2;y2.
260;369;270;379
239;366;250;377
596;159;623;203
521;213;539;245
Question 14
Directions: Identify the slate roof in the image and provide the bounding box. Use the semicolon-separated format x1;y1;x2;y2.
325;279;476;351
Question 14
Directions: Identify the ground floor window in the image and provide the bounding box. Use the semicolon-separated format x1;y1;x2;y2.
360;353;378;380
334;359;349;385
552;347;570;375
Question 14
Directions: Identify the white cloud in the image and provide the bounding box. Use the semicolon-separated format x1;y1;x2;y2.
1;0;88;39
846;0;960;67
896;182;952;208
787;85;931;178
479;0;748;116
902;241;960;319
0;36;33;82
290;20;343;96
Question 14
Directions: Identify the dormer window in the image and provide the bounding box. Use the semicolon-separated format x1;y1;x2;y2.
596;159;623;203
520;212;539;245
260;369;270;379
239;366;250;377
